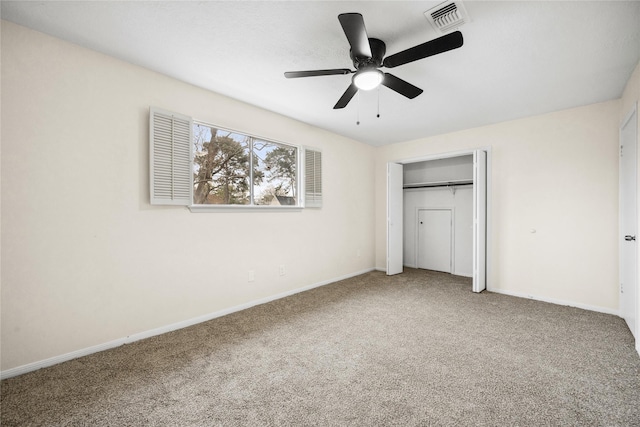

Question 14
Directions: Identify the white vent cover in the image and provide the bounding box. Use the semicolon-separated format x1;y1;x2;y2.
424;1;470;34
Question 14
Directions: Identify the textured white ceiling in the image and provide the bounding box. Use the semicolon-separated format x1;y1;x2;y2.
2;1;640;146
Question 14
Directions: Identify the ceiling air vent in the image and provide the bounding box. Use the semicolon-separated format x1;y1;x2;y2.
424;1;470;34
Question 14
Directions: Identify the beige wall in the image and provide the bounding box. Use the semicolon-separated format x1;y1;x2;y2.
0;21;375;372
375;100;621;312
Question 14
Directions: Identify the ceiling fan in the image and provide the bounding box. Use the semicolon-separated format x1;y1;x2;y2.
284;13;464;109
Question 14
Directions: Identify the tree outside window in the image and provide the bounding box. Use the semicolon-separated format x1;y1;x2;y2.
193;124;297;206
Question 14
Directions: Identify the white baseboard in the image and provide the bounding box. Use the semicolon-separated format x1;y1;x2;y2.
358;268;617;317
1;268;375;380
488;288;620;316
490;289;638;359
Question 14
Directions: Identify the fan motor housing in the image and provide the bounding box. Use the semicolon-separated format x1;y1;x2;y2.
351;38;386;69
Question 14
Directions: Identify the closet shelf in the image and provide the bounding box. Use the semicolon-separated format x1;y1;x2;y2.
403;179;473;189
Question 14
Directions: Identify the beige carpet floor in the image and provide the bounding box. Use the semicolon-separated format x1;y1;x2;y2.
2;268;639;426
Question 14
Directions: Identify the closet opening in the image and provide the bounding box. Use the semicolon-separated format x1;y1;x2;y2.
387;149;489;292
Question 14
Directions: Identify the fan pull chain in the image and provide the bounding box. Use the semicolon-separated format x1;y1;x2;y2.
377;87;381;118
356;91;361;125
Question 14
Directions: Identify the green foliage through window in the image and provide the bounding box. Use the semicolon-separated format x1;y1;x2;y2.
193;123;297;206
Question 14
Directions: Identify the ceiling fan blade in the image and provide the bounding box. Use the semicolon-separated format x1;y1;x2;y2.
382;73;423;99
284;69;352;78
333;83;358;109
383;31;463;68
338;13;372;59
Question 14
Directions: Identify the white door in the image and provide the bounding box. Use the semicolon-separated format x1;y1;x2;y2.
620;105;638;338
387;162;404;275
418;209;452;273
473;150;487;293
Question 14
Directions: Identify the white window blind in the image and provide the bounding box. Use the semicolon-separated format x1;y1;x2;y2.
304;148;322;208
150;108;192;205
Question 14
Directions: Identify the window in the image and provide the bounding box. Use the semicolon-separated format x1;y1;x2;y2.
192;123;298;206
150;107;320;210
252;138;298;206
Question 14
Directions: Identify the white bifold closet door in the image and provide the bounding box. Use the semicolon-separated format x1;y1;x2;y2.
472;150;487;293
387;162;404;275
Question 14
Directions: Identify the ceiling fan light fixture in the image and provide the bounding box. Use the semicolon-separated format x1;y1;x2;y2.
353;69;383;90
285;13;464;109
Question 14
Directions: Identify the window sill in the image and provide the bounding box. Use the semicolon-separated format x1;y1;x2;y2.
188;205;303;213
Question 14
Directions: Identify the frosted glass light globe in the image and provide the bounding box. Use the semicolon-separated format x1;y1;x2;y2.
353;69;383;91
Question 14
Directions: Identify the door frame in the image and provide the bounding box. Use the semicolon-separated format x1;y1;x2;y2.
386;147;492;291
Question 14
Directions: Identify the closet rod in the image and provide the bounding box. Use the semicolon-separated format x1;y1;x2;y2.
403;182;473;189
